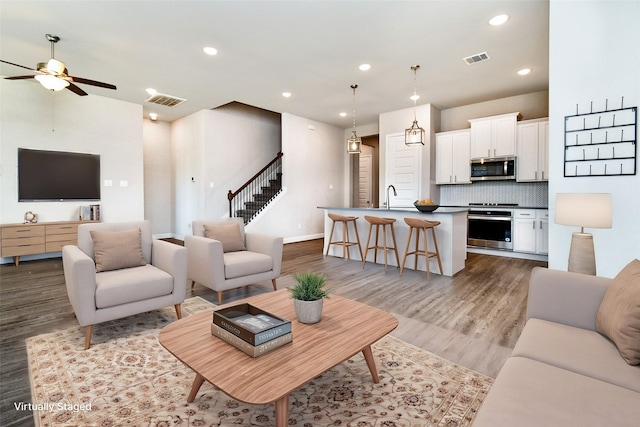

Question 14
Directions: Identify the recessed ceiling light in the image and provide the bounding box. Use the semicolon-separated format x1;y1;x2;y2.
203;46;218;56
145;88;157;96
359;63;371;71
339;112;347;117
410;94;420;101
517;68;532;75
282;92;292;98
489;14;509;26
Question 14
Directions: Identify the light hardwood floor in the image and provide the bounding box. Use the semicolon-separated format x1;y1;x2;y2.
0;239;547;427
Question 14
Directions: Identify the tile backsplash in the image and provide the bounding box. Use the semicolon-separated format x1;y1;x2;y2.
439;181;548;207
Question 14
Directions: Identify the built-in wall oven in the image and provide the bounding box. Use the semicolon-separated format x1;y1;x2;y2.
467;207;514;250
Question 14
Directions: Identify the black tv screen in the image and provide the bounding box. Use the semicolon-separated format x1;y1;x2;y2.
18;148;101;201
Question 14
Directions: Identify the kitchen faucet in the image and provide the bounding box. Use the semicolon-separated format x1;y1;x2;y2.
386;184;397;210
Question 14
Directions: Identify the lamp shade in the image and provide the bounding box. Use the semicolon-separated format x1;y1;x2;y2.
35;74;70;91
405;120;425;145
347;131;362;154
555;193;612;229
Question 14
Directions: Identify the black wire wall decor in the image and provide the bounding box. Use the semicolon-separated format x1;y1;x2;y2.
564;97;637;177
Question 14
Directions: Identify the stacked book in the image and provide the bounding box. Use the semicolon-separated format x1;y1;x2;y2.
211;303;292;357
79;204;101;221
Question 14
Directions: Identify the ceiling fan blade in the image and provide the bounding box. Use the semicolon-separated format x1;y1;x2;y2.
5;75;36;80
0;59;36;71
68;76;116;90
66;82;88;96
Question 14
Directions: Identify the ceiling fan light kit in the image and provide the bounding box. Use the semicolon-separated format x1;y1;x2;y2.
34;74;69;91
1;33;117;96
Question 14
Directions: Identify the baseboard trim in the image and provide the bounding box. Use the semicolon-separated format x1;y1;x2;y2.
466;247;548;261
284;233;324;244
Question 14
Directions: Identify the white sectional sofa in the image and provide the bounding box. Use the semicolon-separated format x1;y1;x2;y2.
473;264;640;427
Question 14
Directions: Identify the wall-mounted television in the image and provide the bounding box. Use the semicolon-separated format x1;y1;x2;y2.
18;148;101;202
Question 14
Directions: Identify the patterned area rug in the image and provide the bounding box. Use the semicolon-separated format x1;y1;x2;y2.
26;297;493;426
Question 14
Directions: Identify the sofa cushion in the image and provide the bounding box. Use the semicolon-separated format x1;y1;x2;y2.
204;223;246;253
90;228;146;272
513;318;640;392
223;251;273;279
472;357;640;427
596;258;640;365
95;265;173;309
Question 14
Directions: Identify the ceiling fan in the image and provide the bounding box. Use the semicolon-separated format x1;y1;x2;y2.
1;34;117;96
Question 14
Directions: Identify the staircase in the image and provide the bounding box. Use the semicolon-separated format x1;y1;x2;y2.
228;152;283;224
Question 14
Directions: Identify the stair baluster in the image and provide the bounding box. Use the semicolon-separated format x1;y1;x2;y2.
228;152;283;224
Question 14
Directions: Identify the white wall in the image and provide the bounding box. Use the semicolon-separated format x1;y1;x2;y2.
203;104;281;219
170;104;281;237
253;113;345;241
171;110;206;237
440;90;549;132
143;118;173;236
548;0;640;277
378;103;436;202
0;79;144;224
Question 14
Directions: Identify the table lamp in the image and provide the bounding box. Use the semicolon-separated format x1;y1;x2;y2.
555;193;612;275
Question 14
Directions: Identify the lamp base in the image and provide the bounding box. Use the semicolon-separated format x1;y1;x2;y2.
568;232;596;275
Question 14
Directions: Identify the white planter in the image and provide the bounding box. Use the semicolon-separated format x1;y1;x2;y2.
293;299;323;324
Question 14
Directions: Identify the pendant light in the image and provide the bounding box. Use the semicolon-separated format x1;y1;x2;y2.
405;65;425;146
347;84;362;154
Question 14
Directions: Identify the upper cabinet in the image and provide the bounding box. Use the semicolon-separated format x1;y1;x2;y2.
436;129;471;184
517;119;549;182
468;112;519;159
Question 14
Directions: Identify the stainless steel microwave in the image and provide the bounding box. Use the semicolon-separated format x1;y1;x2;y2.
470;157;516;181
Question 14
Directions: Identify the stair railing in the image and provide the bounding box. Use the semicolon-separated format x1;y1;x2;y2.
228;152;283;223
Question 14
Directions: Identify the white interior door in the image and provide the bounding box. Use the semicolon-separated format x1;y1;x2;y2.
358;154;373;207
385;133;421;207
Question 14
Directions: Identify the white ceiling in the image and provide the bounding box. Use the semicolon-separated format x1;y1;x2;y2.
0;1;549;128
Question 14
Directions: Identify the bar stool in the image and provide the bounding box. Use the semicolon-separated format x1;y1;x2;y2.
362;215;400;271
400;217;443;280
325;213;363;260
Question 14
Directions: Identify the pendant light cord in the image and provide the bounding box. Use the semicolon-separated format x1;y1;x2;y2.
351;84;358;134
411;65;420;121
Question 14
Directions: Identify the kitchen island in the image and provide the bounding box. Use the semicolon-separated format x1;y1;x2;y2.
319;206;468;276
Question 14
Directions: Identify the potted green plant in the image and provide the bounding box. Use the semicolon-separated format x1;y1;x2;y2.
289;272;330;324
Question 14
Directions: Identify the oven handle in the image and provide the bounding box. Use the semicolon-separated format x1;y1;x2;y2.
468;215;513;221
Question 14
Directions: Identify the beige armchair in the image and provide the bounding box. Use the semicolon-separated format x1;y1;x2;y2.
185;218;283;304
62;220;187;349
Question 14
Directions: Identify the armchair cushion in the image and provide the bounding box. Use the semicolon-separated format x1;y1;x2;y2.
224;251;273;279
204;222;246;253
95;265;174;309
90;228;146;272
596;258;640;365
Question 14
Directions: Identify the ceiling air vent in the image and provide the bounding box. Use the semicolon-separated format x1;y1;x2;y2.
463;52;491;65
145;93;186;107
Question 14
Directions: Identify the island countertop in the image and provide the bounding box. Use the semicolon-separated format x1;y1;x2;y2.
318;206;469;214
319;206;468;276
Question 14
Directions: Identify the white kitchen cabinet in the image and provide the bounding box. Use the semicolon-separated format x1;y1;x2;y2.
513;209;548;254
436;130;471;184
537;210;549;254
469;112;519;159
517;119;549;182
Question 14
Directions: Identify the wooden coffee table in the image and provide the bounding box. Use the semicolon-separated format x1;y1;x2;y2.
159;289;398;426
